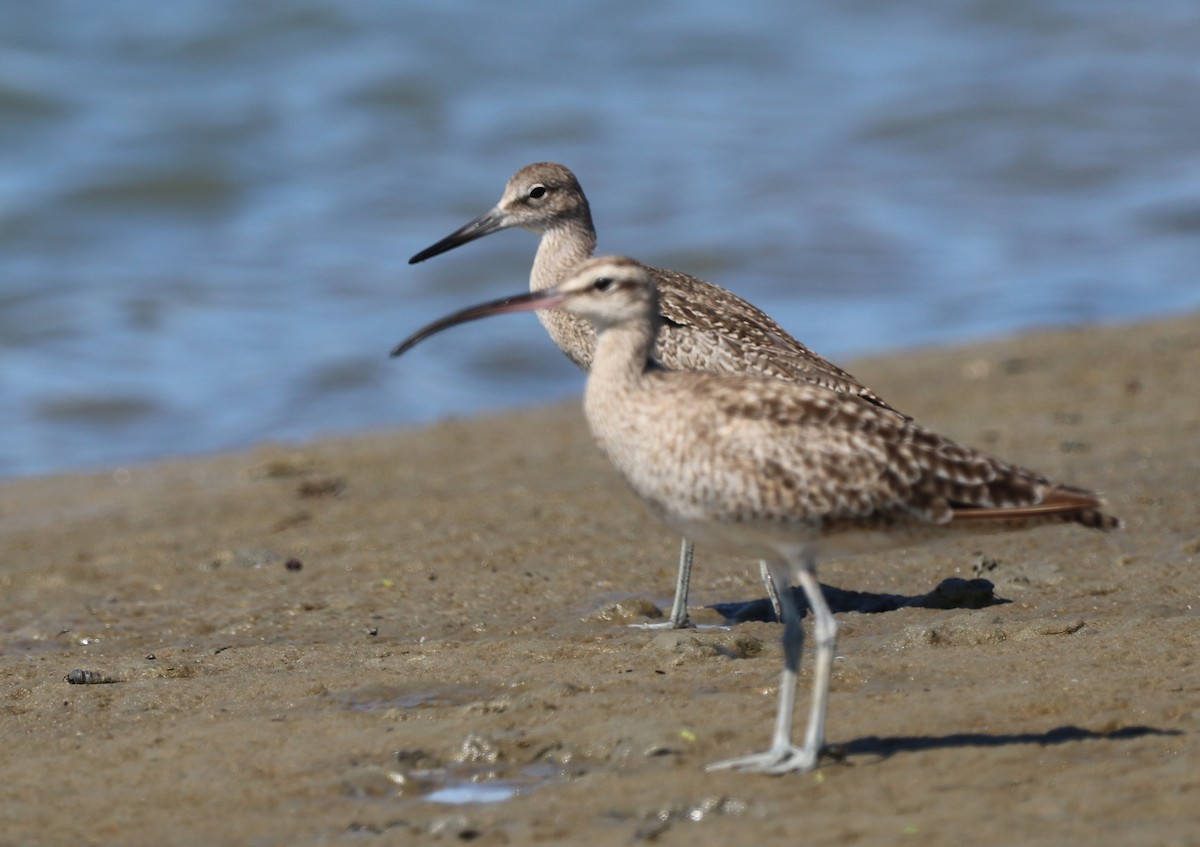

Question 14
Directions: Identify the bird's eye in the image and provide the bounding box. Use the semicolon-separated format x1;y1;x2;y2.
593;277;613;291
528;185;547;199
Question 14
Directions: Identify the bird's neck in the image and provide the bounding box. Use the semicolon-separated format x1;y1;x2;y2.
531;215;597;292
585;312;660;399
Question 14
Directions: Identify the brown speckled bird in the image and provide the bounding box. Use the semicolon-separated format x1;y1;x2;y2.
392;255;1121;774
409;162;908;628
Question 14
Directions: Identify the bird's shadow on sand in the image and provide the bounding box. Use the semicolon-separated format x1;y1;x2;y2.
711;576;1006;624
706;582;1182;765
830;724;1181;763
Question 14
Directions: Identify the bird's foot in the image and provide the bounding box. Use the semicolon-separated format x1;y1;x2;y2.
628;614;729;628
627;618;695;631
706;744;820;775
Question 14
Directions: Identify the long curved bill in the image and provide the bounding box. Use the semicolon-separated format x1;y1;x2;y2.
390;288;569;358
409;207;508;264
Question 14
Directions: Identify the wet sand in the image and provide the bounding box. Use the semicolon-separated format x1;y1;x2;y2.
2;313;1198;846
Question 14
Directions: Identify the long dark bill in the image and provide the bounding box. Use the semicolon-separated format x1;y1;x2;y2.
390;288;568;358
408;208;507;264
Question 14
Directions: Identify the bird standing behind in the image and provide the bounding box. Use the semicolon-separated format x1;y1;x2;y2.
409;163;907;628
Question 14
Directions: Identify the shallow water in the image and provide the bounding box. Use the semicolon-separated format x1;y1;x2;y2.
4;1;1199;477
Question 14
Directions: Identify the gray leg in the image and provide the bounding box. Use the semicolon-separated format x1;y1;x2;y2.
708;548;836;774
793;561;837;767
668;538;695;628
758;560;783;622
633;545;782;631
630;538;695;630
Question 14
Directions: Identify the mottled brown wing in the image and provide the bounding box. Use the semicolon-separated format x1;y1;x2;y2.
649;265;904;417
665;373;1119;530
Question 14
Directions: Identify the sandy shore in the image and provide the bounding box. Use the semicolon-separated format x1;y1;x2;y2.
1;313;1197;846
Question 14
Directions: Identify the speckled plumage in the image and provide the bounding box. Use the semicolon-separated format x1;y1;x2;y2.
589;358;1117;547
391;255;1121;774
409;163;906;627
413;163;896;410
571;258;1119;546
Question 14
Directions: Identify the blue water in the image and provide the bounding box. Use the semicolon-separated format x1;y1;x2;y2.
3;1;1199;478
